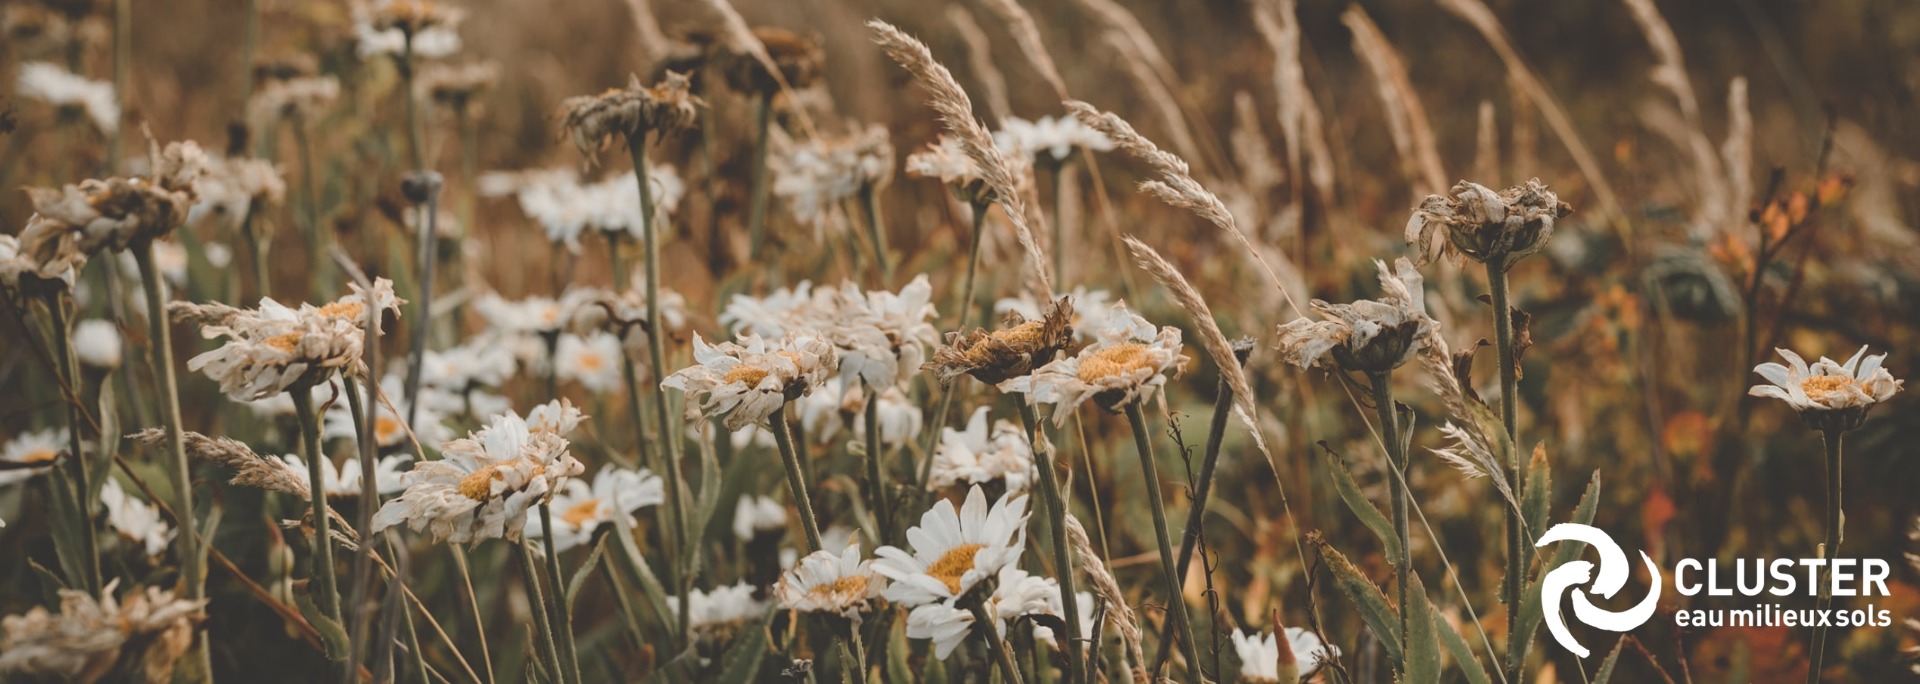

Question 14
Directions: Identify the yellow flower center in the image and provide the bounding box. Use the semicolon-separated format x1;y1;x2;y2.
1800;375;1856;400
926;543;986;595
265;332;303;352
317;300;364;320
577;352;605;372
992;321;1046;353
724;365;769;387
374;416;403;444
808;575;870;601
1077;343;1152;383
560;499;602;527
20;449;58;464
456;465;503;501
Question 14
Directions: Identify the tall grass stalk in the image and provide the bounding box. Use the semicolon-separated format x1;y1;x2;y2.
130;243;209;676
403;174;441;428
1487;262;1523;681
860;185;893;283
862;386;893;542
535;503;584;683
517;539;566;682
1369;371;1411;657
1151;343;1249;673
44;292;102;594
1806;428;1844;684
1017;402;1086;684
289;385;346;663
1122;402;1200;683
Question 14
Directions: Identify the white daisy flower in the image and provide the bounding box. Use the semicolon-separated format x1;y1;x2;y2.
566;285;688;353
662;333;837;431
420;340;518;393
772;124;892;228
793;375;848;445
994;115;1113;163
321;374;454;449
1000;302;1188;426
1750;345;1903;431
1232;626;1340;683
503;166;685;252
670;581;767;643
276;453;412;498
904;566;1062;660
0;428;67;487
100;478;173;558
873;484;1030;607
905;135;987;191
554;332;623;393
825;275;939;391
370;403;586;543
352;0;462;60
181;278;404;401
0;580;207;683
16;61;118;134
928;408;1035;494
71;319;122;370
1274;257;1436;373
775;543;887;621
733;494;787;541
720;281;825;339
526;466;664;553
186;155;285;232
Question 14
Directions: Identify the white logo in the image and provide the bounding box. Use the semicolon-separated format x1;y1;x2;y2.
1536;523;1662;658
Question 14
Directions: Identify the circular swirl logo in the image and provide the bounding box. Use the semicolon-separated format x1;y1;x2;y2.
1536;523;1663;658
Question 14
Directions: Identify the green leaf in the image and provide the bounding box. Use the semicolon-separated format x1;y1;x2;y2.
715;611;773;684
1591;636;1626;684
1521;443;1551;569
296;590;351;661
1416;573;1492;684
610;517;673;638
1321;445;1403;568
566;532;612;613
1402;572;1441;683
1510;470;1602;673
886;614;913;684
1317;541;1404;665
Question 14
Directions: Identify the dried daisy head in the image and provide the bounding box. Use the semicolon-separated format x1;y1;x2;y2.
1275;257;1437;374
364;0;460;37
1000;301;1189;424
417;60;498;110
773;123;895;227
179;278;404;401
0;233;75;295
1407;178;1572;272
1750;346;1904;433
188;154;286;232
559;71;701;161
371;401;587;543
720;26;823;96
0;580;207;684
661;333;838;430
17;141;206;276
248;75;340;124
927;297;1076;386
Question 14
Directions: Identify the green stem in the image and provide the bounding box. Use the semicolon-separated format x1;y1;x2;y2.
861;185;892;284
769;407;824;552
747;95;774;261
131;245;208;674
1017;402;1086;684
404;176;441;429
518;539;566;683
956;200;989;333
969;596;1027;684
1048;161;1065;286
863;386;893;544
1488;262;1523;681
242;206;270;300
1151;345;1248;674
1370;371;1411;660
293;117;332;294
537;504;583;683
1123;403;1201;683
1806;429;1844;684
45;293;102;594
290;386;346;658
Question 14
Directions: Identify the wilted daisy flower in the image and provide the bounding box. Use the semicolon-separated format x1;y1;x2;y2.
1750;346;1903;432
823;276;939;391
663;334;837;430
874;485;1030;606
720;281;827;338
419;340;518;394
995;287;1117;341
237;380;336;421
151;239;232;290
1001;302;1188;425
527;466;664;552
71;319;121;370
276;454;412;498
417;60;498;109
185;154;285;232
995;115;1114;164
733;494;788;542
248;76;339;124
1231;626;1340;683
719;26;823;96
554;332;623;393
501;166;684;251
560;71;700;160
320;374;454;448
0;580;206;683
1407;178;1572;271
928;408;1035;494
0;234;75;292
776;543;887;621
179;278;403;401
565;284;688;353
16;61;117;134
473;292;571;337
101;478;173;558
671;581;768;643
906;135;994;203
1274;257;1436;374
18;144;206;278
371;403;586;543
0;427;66;487
928;298;1076;386
353;0;462;60
772;124;893;227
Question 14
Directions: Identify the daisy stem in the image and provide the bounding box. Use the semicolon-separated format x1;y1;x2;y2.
956;199;989;333
342;372;381;669
1368;370;1411;660
131;244;209;673
1016;401;1086;684
863;385;893;543
770;407;825;552
1152;343;1250;674
968;595;1027;684
1487;262;1523;680
626;131;696;646
609;239;656;470
45;291;102;594
241;205;270;299
840;634;868;684
747;94;774;261
290;386;347;658
293;116;332;295
536;503;583;684
1806;428;1844;684
517;539;566;683
1123;402;1201;684
1048;160;1065;287
860;184;893;284
404;175;441;429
